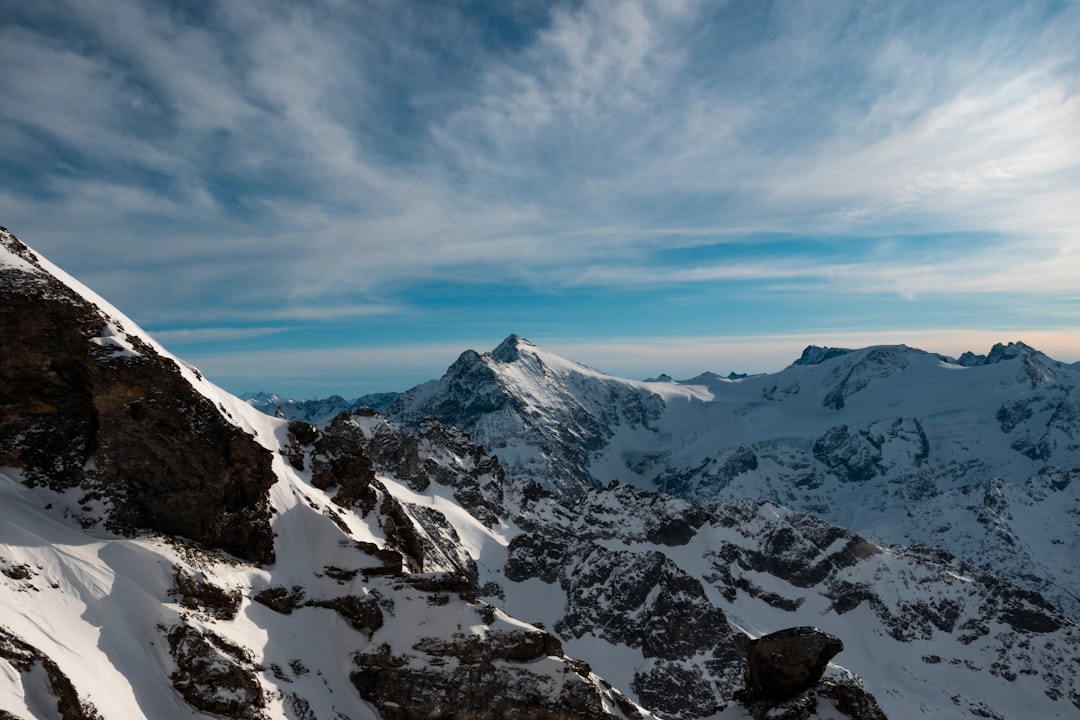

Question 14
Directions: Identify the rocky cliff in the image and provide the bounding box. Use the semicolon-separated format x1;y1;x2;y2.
0;228;275;563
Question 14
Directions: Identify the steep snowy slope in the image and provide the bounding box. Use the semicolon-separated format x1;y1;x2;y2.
374;336;1080;621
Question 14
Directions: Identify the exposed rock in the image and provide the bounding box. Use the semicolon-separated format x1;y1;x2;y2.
743;627;843;700
351;635;639;720
308;593;385;635
729;678;888;720
165;623;265;719
171;567;241;620
818;680;889;720
792;346;853;366
0;627;102;720
0;228;276;564
310;414;379;513
310;414;425;571
284;420;318;470
252;585;306;614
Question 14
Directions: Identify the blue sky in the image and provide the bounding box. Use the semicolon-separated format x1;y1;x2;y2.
2;0;1079;397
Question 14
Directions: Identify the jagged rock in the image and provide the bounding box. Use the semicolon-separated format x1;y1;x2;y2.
284;420;318;470
818;680;889;720
310;415;379;512
0;228;276;564
793;346;853;366
171;568;241;620
744;627;843;700
310;415;425;571
253;585;306;614
165;624;265;719
308;593;385;635
729;679;888;720
351;635;639;720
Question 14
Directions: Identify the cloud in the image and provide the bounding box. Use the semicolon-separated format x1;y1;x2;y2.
1;0;1078;349
150;326;293;345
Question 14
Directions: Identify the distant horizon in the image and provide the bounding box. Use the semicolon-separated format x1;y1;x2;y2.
199;330;1080;400
4;1;1078;400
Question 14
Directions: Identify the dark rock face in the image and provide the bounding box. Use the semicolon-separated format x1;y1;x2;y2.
506;484;749;718
744;627;843;700
349;413;506;528
656;445;759;498
733;679;888;720
349;586;643;720
0;228;276;564
812;418;928;485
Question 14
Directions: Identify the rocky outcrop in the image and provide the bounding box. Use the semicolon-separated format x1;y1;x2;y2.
0;228;275;564
726;627;887;720
0;627;102;720
165;623;265;719
744;627;842;700
792;346;853;366
348;570;648;720
309;413;425;571
171;568;241;620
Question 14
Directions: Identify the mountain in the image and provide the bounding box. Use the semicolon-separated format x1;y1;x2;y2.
241;392;400;425
3;226;1079;719
365;335;1080;622
241;392;356;425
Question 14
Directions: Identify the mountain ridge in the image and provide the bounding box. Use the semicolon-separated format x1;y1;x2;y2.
249;334;1080;621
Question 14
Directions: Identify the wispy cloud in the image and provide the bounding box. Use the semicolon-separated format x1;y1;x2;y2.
2;0;1078;395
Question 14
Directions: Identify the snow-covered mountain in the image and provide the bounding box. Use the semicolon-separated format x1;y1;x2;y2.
360;334;1080;622
3;226;1079;719
0;229;651;719
241;391;357;425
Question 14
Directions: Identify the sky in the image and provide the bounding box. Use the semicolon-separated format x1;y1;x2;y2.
2;0;1079;398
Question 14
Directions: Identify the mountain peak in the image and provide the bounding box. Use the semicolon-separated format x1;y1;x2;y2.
987;340;1037;362
792;345;853;366
491;333;535;363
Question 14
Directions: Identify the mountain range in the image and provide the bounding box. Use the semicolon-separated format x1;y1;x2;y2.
249;331;1080;624
3;226;1078;719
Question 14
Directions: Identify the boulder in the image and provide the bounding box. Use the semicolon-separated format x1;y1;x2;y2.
745;627;843;700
